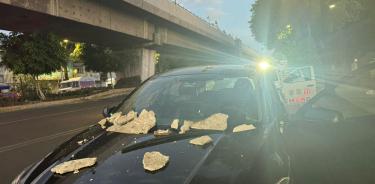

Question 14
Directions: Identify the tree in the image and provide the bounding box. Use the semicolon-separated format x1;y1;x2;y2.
81;44;124;88
0;32;68;100
250;0;375;68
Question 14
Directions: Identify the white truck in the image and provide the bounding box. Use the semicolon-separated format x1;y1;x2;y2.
58;76;98;93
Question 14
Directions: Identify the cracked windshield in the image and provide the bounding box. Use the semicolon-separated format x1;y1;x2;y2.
0;0;374;184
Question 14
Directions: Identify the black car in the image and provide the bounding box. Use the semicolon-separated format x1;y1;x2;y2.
285;74;375;184
12;65;291;184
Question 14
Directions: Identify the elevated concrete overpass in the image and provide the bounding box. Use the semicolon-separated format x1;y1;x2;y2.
0;0;259;81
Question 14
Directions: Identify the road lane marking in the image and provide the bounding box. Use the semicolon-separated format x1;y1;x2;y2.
0;106;98;126
0;126;89;153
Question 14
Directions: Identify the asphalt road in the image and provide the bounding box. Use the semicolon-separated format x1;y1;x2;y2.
0;95;126;183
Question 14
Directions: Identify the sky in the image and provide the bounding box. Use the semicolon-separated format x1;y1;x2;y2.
178;0;263;51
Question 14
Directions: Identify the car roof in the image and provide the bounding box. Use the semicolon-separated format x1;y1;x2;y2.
159;64;255;77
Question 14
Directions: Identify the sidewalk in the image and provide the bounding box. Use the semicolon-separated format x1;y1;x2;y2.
0;88;134;113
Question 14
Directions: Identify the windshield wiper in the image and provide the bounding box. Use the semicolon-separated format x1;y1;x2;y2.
121;129;222;154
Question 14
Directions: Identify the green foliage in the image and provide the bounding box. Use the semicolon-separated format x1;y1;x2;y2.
250;0;374;65
81;44;125;73
0;32;68;77
70;43;83;61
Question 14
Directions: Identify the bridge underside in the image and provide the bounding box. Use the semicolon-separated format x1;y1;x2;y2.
0;1;251;84
0;4;145;48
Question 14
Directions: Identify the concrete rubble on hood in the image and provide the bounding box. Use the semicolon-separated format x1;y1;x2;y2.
50;157;97;174
170;119;179;129
154;129;171;136
233;124;256;133
107;110;156;134
107;112;122;123
113;111;137;126
143;151;169;172
98;118;107;129
190;113;228;131
179;120;193;134
189;135;213;146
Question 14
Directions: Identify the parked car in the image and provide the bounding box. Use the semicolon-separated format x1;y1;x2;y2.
285;71;375;184
12;65;291;184
0;83;21;100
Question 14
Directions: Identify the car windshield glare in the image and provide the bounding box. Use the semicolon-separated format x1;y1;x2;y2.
118;73;259;126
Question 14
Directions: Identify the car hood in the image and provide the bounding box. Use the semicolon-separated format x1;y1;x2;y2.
23;127;266;184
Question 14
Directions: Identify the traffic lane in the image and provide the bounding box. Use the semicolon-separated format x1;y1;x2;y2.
0;95;127;183
0;95;125;147
0;133;74;184
0;95;125;126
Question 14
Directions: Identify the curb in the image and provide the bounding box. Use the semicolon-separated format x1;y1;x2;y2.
0;88;134;113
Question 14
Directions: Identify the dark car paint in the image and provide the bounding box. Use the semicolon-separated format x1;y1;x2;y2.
14;65;291;184
285;84;375;183
286;114;375;183
23;127;288;184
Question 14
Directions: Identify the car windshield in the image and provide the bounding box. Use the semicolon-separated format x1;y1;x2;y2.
118;73;258;126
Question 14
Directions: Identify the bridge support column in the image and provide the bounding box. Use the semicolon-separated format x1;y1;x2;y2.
119;48;156;85
139;48;156;82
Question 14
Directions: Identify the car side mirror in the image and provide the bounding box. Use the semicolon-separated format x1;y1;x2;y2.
102;106;115;118
301;107;344;123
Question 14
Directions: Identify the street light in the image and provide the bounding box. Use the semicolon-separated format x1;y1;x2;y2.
63;39;69;43
329;4;336;9
258;61;271;70
257;60;272;72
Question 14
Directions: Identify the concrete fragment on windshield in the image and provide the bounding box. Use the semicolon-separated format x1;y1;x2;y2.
107;110;156;134
51;157;97;174
98;118;107;129
233;124;256;133
171;119;179;129
154;129;171;136
107;112;122;123
189;135;213;146
113;111;137;126
143;151;169;172
191;113;228;131
179;120;193;134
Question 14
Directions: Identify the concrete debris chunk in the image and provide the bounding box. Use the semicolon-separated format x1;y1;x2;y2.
191;113;228;131
171;119;179;129
143;151;169;172
107;112;122;123
113;111;137;126
113;115;128;126
107;110;156;134
98;118;107;129
179;120;193;134
126;110;137;121
233;124;256;133
51;158;97;175
154;129;171;136
77;139;88;145
189;135;213;146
